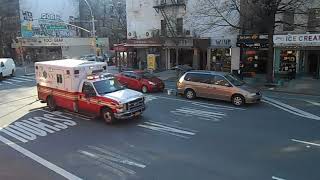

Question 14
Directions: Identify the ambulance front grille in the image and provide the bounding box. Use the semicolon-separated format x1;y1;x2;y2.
127;98;144;111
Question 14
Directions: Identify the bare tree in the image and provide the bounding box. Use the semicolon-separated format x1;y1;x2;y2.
189;0;313;82
80;0;126;45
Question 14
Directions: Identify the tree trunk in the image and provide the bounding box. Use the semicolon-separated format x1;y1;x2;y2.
266;14;276;83
267;30;274;83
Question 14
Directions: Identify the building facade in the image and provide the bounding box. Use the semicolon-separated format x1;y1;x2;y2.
124;0;240;71
0;0;109;64
274;1;320;79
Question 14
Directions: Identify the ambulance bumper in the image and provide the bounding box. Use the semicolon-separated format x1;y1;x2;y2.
114;105;146;119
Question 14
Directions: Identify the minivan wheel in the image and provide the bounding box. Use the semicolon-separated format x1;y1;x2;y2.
232;95;245;106
101;108;115;124
185;89;196;99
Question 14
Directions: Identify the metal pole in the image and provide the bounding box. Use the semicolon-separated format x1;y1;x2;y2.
83;0;94;37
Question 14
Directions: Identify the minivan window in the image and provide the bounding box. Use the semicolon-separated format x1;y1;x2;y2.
225;74;245;86
213;75;230;86
184;73;213;84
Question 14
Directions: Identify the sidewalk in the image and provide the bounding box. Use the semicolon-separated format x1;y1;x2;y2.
244;75;320;96
15;64;35;76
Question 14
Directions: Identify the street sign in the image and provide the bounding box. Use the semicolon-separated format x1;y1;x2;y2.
46;25;67;30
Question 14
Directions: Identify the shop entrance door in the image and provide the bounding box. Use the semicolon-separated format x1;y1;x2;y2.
308;53;319;76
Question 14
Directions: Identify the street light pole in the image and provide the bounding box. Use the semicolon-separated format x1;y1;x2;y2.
83;0;95;38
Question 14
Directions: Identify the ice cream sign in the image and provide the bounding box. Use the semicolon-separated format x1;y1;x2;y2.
273;34;320;46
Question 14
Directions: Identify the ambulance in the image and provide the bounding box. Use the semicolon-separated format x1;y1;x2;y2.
35;59;146;124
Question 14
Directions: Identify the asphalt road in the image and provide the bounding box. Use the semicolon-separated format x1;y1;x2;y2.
0;74;320;180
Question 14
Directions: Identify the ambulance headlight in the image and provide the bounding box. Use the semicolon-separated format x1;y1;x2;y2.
116;104;127;113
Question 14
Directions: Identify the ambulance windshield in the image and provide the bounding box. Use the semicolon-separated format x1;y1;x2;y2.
93;78;124;95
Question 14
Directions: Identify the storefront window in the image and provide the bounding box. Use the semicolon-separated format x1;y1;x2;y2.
240;49;267;75
210;48;231;72
279;50;297;72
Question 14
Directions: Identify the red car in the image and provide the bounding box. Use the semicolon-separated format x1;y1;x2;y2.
115;71;165;93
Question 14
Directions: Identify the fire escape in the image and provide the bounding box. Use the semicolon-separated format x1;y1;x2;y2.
153;0;186;38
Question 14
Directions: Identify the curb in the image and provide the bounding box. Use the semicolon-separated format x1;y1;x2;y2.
262;89;320;97
24;73;35;76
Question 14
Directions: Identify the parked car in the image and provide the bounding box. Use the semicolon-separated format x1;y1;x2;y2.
177;71;262;106
0;58;16;80
115;71;165;93
171;64;193;78
79;54;105;62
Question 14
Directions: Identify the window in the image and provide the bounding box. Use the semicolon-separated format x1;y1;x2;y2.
82;82;96;95
161;20;167;36
176;18;183;35
56;74;63;84
74;70;79;74
308;8;320;32
213;75;230;86
283;11;294;31
184;73;213;84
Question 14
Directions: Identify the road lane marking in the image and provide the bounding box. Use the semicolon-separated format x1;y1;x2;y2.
21;75;36;80
0;135;82;180
0;110;77;143
171;107;226;122
306;100;320;107
138;121;196;139
291;139;320;147
0;81;22;86
272;176;287;180
263;97;320;120
79;146;147;178
89;146;146;168
5;78;24;83
13;76;35;82
151;95;246;110
145;95;158;103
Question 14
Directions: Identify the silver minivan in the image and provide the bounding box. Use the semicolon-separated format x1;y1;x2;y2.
177;71;262;106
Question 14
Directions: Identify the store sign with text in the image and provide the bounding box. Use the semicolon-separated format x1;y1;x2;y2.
14;38;108;47
274;34;320;46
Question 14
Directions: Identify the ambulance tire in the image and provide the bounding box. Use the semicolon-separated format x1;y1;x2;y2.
102;108;115;124
47;96;57;111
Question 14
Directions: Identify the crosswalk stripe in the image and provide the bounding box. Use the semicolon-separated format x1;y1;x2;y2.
6;79;24;83
1;81;14;85
13;77;35;82
22;76;35;80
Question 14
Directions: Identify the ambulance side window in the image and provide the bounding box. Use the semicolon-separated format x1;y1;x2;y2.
57;74;63;84
82;82;96;96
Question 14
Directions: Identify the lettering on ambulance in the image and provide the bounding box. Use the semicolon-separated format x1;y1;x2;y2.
0;113;77;143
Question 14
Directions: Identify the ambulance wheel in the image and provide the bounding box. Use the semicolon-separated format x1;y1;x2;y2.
102;108;115;124
47;96;57;111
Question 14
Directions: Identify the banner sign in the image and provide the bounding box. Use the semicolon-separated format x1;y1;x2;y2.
273;34;320;47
